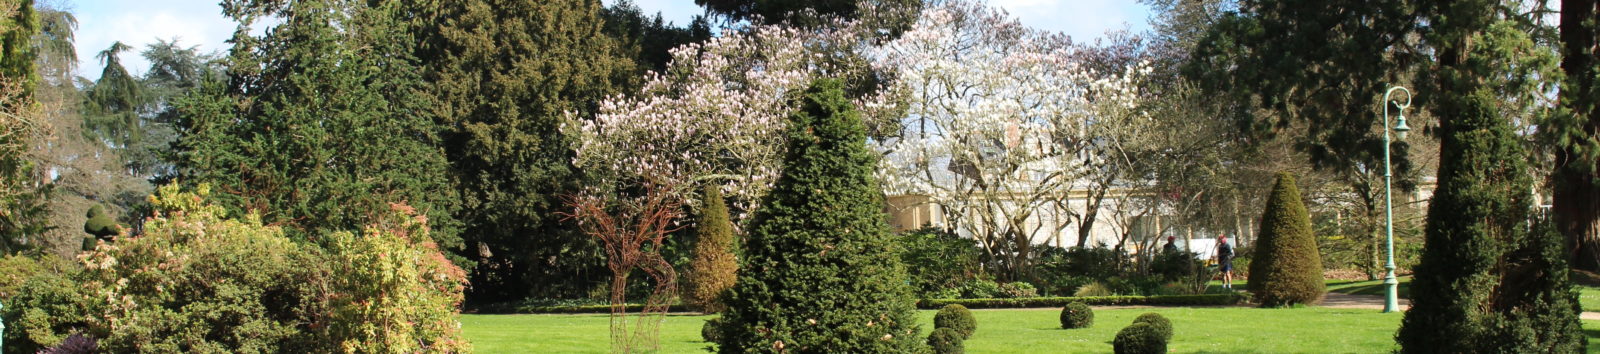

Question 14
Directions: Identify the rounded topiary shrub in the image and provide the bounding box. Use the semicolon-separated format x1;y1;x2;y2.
701;317;723;343
1113;322;1167;354
927;327;964;354
1059;302;1093;329
935;304;977;339
1133;313;1173;341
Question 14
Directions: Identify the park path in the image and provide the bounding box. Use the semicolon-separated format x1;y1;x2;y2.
1318;292;1600;320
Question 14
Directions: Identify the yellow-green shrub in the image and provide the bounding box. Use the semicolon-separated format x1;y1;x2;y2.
324;203;470;353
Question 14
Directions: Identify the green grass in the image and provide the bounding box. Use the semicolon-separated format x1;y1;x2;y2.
1325;276;1413;298
460;307;1600;353
1581;286;1600;313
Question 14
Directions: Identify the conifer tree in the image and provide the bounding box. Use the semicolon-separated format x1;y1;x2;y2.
1398;1;1585;351
414;0;634;301
684;184;738;313
716;79;922;352
1247;172;1324;307
176;0;461;250
0;0;45;254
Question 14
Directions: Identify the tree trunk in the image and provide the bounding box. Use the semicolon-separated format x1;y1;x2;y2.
1556;0;1600;272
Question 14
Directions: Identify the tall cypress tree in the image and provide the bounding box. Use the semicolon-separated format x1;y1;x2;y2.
684;184;739;313
1398;1;1584;351
1247;172;1324;307
414;0;634;302
716;79;922;352
175;0;461;250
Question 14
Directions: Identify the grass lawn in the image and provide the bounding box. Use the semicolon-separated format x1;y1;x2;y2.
1325;276;1413;298
1581;286;1600;313
461;307;1600;353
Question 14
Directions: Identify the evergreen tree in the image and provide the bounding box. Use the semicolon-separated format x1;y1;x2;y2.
1398;1;1584;351
716;79;922;352
83;41;142;147
414;0;633;302
176;0;462;250
0;0;46;254
601;0;712;78
1550;0;1600;272
684;184;738;313
1247;172;1324;307
0;0;35;93
696;0;918;36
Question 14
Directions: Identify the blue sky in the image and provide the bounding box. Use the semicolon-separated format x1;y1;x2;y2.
67;0;1150;81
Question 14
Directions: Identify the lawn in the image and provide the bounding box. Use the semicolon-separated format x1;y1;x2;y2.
460;307;1600;353
1325;276;1413;298
1582;285;1600;313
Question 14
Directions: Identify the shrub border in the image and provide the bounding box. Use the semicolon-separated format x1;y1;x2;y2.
477;293;1244;313
916;294;1245;309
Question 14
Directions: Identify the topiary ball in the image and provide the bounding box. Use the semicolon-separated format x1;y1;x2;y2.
1113;322;1167;354
1059;301;1093;329
934;304;977;339
701;317;723;343
1132;313;1173;341
927;327;965;354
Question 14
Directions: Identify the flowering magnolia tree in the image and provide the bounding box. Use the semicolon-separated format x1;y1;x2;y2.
568;19;900;222
872;0;1148;280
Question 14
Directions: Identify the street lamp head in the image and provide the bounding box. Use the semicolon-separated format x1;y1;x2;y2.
1393;115;1410;140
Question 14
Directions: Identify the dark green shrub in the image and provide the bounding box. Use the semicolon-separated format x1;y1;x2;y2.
1150;250;1198;281
960;279;1002;298
934;304;976;339
1113;322;1167;354
1132;313;1172;341
1059;302;1093;329
998;281;1038;298
82;205;118;239
898;227;982;298
684;185;739;313
701;317;723;343
927;327;964;354
1248;172;1325;307
717;79;922;352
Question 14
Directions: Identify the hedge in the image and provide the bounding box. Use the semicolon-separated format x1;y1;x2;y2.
481;293;1245;313
476;303;691;314
916;294;1245;309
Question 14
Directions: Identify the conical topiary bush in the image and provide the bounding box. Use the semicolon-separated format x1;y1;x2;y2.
684;184;739;313
715;79;923;352
1247;172;1324;306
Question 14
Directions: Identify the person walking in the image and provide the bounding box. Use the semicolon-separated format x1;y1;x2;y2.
1216;235;1235;290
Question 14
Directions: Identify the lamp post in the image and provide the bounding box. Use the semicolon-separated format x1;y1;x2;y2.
1381;86;1412;313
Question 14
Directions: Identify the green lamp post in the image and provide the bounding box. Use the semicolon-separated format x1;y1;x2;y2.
1381;86;1412;313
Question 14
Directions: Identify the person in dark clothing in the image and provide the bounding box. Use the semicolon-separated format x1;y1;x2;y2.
1162;236;1179;254
1216;235;1235;290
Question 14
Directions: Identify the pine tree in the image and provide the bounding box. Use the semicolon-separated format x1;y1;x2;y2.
1398;1;1585;351
414;0;634;302
684;184;739;313
716;79;922;352
176;0;461;250
1247;172;1324;307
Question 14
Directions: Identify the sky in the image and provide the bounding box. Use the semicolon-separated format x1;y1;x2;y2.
67;0;1150;81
